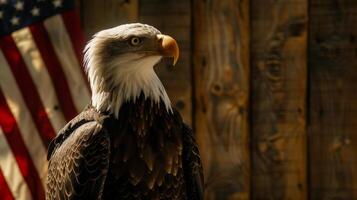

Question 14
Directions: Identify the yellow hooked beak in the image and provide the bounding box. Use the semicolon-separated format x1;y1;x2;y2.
157;34;179;66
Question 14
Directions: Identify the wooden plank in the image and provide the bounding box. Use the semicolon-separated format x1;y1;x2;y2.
80;0;138;38
250;0;308;199
193;0;250;199
74;0;80;8
139;0;190;15
309;0;357;199
139;0;193;125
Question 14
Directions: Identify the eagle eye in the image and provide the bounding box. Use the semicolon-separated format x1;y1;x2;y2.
129;37;141;46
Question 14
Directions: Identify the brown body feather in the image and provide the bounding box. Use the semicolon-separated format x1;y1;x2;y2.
46;94;204;200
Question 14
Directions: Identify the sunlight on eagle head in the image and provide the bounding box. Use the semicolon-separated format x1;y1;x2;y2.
84;23;179;117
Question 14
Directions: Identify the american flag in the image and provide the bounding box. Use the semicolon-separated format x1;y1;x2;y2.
0;0;90;199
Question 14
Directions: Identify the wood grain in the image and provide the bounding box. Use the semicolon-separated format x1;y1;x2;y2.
80;0;138;38
309;0;357;199
250;0;308;199
139;0;193;125
193;0;250;199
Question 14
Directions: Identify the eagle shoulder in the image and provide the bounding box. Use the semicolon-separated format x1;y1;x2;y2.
46;109;110;200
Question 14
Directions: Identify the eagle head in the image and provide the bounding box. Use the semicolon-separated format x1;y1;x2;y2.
84;23;179;117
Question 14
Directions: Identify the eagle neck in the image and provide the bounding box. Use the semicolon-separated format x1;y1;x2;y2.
89;56;172;118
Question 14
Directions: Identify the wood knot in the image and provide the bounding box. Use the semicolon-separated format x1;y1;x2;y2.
287;19;305;37
210;82;223;96
297;107;303;115
118;0;130;5
175;99;185;110
344;138;351;145
201;56;207;67
258;142;268;153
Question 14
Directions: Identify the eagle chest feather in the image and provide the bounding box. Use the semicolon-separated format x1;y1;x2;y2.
102;97;187;199
46;96;204;200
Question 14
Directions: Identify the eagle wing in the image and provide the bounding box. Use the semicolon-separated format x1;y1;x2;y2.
182;124;204;200
46;120;110;200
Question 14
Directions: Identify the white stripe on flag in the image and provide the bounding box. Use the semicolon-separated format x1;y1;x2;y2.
0;51;48;186
44;15;90;112
12;28;67;133
0;127;32;200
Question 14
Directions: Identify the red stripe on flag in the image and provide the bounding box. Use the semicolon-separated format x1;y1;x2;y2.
0;89;45;200
0;36;56;147
61;10;85;65
29;23;78;121
0;169;14;200
61;10;89;89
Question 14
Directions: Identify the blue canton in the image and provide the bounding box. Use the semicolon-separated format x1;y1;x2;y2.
0;0;75;36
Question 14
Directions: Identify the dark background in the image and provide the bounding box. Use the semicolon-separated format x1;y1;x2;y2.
77;0;357;199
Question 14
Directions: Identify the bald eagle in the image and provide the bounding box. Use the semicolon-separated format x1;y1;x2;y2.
45;23;204;200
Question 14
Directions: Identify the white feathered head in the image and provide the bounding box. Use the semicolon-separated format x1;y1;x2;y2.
84;23;179;117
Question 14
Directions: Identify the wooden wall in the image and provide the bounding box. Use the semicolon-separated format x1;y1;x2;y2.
309;0;357;199
250;0;307;199
193;0;250;199
79;0;357;199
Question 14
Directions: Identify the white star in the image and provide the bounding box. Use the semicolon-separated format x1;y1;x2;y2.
14;1;24;11
31;7;40;16
10;16;20;25
53;0;62;8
